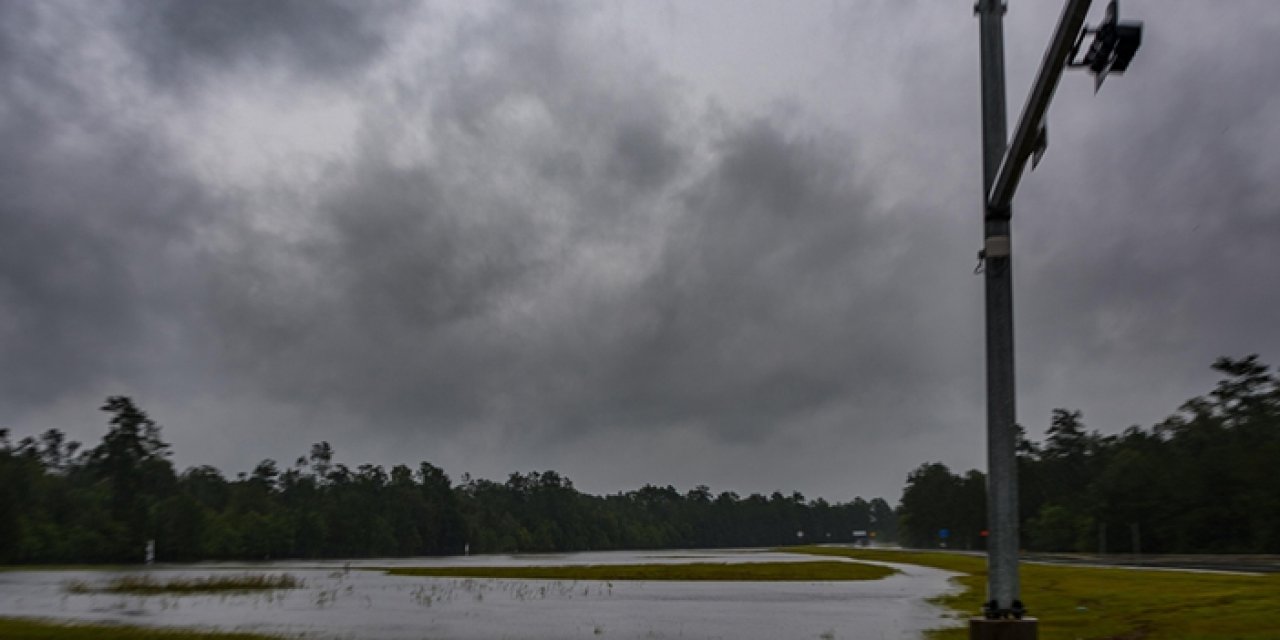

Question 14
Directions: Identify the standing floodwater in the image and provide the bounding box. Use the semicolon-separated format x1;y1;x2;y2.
0;549;960;639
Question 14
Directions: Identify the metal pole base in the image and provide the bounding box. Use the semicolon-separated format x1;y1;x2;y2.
969;617;1038;640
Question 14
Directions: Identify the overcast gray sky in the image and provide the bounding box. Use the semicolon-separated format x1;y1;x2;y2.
3;0;1277;502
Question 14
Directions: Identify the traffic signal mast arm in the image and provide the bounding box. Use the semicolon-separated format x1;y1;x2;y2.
987;0;1092;214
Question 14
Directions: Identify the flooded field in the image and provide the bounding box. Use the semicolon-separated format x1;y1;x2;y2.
0;549;960;639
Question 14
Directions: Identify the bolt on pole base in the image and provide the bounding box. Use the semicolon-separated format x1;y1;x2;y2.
970;617;1039;640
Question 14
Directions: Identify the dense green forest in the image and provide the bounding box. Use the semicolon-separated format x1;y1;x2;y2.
897;356;1280;554
0;398;894;564
6;356;1274;564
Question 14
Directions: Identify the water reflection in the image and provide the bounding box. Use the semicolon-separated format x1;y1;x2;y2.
0;549;960;639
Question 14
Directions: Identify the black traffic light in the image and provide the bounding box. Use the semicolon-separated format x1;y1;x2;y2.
1069;0;1143;90
1109;23;1143;73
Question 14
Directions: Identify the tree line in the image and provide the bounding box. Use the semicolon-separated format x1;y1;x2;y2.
897;356;1280;554
0;398;895;564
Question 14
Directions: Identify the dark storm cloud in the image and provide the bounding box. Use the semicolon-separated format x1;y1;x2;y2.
199;0;681;433
121;0;402;89
1004;3;1280;431
197;3;683;430
4;0;1279;499
206;158;546;425
585;122;912;439
191;1;965;455
0;2;212;416
607;120;684;191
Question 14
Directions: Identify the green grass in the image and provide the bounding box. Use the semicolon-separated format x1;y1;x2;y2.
65;573;302;595
0;617;280;640
383;560;896;582
785;545;1280;639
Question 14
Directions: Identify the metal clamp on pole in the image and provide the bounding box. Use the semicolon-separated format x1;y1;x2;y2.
985;235;1011;259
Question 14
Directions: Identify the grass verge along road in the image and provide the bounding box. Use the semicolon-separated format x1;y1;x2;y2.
0;618;279;640
787;545;1280;640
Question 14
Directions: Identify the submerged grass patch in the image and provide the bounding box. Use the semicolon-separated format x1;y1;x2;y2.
0;617;280;640
65;573;302;595
785;545;1280;640
383;560;895;582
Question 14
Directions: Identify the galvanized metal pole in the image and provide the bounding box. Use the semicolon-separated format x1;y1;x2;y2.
989;0;1094;211
975;0;1021;618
